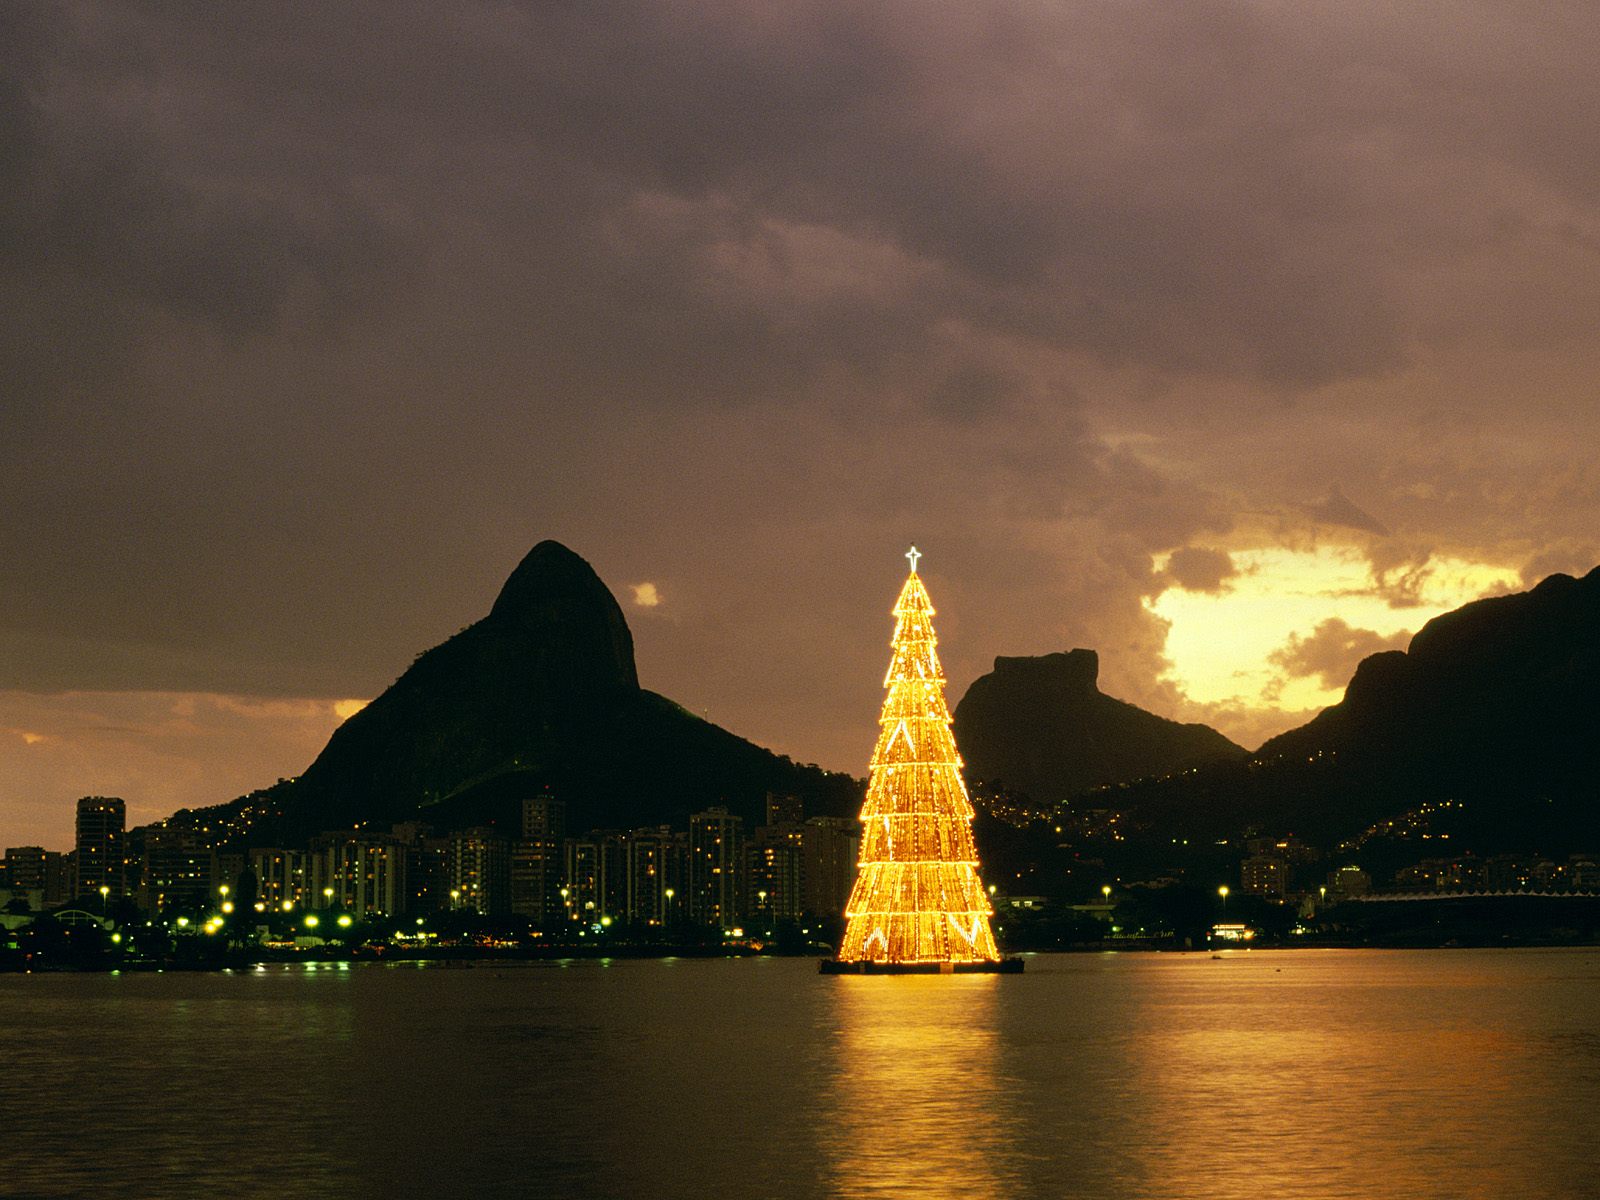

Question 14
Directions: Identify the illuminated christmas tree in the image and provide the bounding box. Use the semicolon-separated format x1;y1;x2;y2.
835;547;1003;967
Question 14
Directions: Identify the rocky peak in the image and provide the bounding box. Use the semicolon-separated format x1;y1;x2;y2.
488;539;639;691
953;649;1244;804
989;649;1101;694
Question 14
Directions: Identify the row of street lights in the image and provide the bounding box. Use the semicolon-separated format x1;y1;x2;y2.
552;885;680;928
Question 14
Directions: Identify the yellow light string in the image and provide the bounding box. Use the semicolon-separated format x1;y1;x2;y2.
837;552;1001;964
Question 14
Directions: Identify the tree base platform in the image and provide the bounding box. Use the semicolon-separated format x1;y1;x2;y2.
819;957;1024;975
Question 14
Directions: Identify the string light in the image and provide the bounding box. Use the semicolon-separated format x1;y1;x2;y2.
836;549;1002;965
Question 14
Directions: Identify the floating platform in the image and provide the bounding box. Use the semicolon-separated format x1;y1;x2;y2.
819;957;1024;975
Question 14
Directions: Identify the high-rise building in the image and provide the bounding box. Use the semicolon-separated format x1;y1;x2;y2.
511;795;567;923
1327;865;1372;899
251;848;313;912
45;851;72;905
310;832;408;915
215;852;246;896
562;832;626;925
410;836;452;913
688;807;745;931
137;825;213;913
622;826;683;926
75;796;126;899
447;828;510;914
765;793;803;828
1240;855;1288;898
3;847;48;893
389;823;447;912
802;816;859;917
747;825;806;927
2;846;48;909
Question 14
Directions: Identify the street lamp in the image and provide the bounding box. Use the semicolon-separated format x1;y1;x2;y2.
1218;885;1230;913
98;885;109;915
1102;885;1112;903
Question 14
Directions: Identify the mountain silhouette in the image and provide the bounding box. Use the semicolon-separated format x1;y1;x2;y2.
211;541;858;844
952;649;1246;803
1118;566;1600;849
1260;567;1600;771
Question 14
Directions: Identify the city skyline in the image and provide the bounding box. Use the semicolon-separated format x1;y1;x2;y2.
8;4;1600;847
5;10;1599;1197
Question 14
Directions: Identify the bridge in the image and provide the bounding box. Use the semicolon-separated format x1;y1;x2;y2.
1348;890;1600;903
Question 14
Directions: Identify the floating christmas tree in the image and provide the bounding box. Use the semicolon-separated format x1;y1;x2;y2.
833;547;1005;969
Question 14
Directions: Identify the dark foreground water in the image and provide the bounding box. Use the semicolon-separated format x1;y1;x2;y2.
3;948;1598;1199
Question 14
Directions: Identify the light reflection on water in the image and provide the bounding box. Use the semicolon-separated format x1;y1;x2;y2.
820;975;1009;1198
2;950;1598;1199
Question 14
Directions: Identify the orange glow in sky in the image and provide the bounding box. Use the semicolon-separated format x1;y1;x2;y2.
1149;544;1520;717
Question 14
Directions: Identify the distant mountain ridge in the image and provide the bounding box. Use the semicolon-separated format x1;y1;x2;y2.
188;541;859;845
1116;566;1600;850
173;548;1599;863
1260;566;1600;772
952;648;1246;803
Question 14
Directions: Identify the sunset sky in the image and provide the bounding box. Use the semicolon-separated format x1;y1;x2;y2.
5;2;1599;847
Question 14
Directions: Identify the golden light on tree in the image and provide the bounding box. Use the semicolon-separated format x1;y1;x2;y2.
829;548;1011;972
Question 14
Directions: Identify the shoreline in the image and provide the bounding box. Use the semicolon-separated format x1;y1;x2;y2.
7;934;1600;974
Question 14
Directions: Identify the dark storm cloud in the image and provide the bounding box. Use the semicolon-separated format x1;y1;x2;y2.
1160;547;1238;594
1268;618;1412;694
4;0;1600;821
1300;487;1391;537
1521;541;1600;587
5;0;1541;406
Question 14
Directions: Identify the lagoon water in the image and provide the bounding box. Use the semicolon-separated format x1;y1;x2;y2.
3;949;1598;1199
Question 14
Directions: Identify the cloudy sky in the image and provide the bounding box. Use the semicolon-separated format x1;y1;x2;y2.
5;1;1599;847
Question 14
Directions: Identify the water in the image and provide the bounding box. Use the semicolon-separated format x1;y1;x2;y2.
3;949;1598;1199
